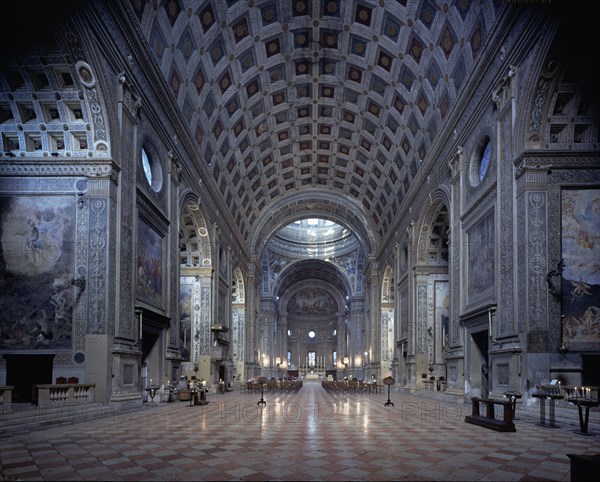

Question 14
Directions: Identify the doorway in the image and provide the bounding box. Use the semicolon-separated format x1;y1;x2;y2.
471;331;489;398
5;354;54;403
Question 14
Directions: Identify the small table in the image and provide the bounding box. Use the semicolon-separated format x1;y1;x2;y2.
567;398;598;436
503;391;522;420
532;393;563;428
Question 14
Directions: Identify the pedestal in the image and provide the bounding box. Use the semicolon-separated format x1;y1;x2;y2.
567;398;598;435
532;394;563;428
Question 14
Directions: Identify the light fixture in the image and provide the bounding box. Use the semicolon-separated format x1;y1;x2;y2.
342;356;349;368
276;357;281;368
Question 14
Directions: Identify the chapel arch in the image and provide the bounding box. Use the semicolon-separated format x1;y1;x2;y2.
412;192;450;389
230;265;247;383
380;264;395;378
177;194;215;383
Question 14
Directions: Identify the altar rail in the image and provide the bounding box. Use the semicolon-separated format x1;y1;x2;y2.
34;384;96;406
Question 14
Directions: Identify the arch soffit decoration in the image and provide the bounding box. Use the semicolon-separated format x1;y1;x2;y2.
280;279;346;319
250;192;374;259
232;266;245;304
0;23;113;164
273;258;352;302
522;22;598;154
180;192;212;268
416;188;450;264
381;264;394;303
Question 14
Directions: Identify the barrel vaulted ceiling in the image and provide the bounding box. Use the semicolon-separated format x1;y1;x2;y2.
128;0;505;249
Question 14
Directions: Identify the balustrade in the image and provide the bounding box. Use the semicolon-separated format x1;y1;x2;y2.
34;384;95;406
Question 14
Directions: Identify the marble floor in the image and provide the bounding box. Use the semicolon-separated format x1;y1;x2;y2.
1;382;598;481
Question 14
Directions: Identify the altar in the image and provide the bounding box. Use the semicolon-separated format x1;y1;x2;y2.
301;369;324;381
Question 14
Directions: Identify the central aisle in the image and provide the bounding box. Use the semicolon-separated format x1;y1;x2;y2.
0;382;595;481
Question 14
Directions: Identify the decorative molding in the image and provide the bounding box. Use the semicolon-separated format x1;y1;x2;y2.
492;66;516;111
461;184;497;226
119;72;142;118
526;192;547;331
528;77;552;136
88;198;108;334
136;189;170;233
0;162;118;178
515;153;600;178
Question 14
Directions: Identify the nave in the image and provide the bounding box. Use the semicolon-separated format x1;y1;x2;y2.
1;383;598;481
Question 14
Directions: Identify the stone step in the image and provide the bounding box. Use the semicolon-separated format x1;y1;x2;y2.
0;402;132;435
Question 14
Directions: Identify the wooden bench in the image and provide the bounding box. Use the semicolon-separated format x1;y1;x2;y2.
465;397;515;432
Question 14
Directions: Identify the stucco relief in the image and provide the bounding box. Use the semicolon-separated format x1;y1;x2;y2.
88;198;108;334
527;192;547;331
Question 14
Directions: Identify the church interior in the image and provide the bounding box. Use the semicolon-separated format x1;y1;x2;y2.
0;2;599;475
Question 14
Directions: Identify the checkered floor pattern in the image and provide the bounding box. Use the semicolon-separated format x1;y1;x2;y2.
1;383;598;481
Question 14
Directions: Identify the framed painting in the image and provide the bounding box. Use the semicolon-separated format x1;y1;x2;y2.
136;216;164;307
561;188;600;351
466;210;495;307
0;195;74;350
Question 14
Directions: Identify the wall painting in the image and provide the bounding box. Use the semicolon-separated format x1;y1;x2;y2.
0;196;74;349
467;210;495;306
136;217;163;307
561;188;600;351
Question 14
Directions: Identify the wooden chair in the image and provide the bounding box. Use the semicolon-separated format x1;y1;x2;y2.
56;376;67;384
68;376;79;384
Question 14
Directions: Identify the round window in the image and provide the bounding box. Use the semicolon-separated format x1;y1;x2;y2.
479;140;491;182
308;330;316;339
141;145;163;192
141;147;153;185
469;136;492;186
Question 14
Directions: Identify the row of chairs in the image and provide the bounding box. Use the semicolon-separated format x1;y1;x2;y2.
55;377;79;385
242;380;303;394
321;380;384;394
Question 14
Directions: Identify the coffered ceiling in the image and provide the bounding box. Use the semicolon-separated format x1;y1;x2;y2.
128;0;505;249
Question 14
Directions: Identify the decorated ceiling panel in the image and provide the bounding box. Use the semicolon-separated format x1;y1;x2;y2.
129;0;503;245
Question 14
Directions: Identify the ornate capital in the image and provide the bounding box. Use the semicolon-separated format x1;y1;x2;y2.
492;65;516;110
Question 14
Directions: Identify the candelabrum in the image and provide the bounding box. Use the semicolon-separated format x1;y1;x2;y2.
546;259;564;298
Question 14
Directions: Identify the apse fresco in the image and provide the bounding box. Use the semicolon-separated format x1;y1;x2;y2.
561;189;600;350
288;287;337;315
136;217;163;306
0;196;74;349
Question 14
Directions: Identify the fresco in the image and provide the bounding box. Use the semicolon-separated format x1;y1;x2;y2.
288;287;337;315
179;283;192;361
136;217;163;306
561;188;600;350
0;196;74;349
467;211;495;305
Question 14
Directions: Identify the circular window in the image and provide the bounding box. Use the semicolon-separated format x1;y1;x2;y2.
308;330;316;339
141;146;163;192
469;136;492;186
141;147;152;184
479;140;491;181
